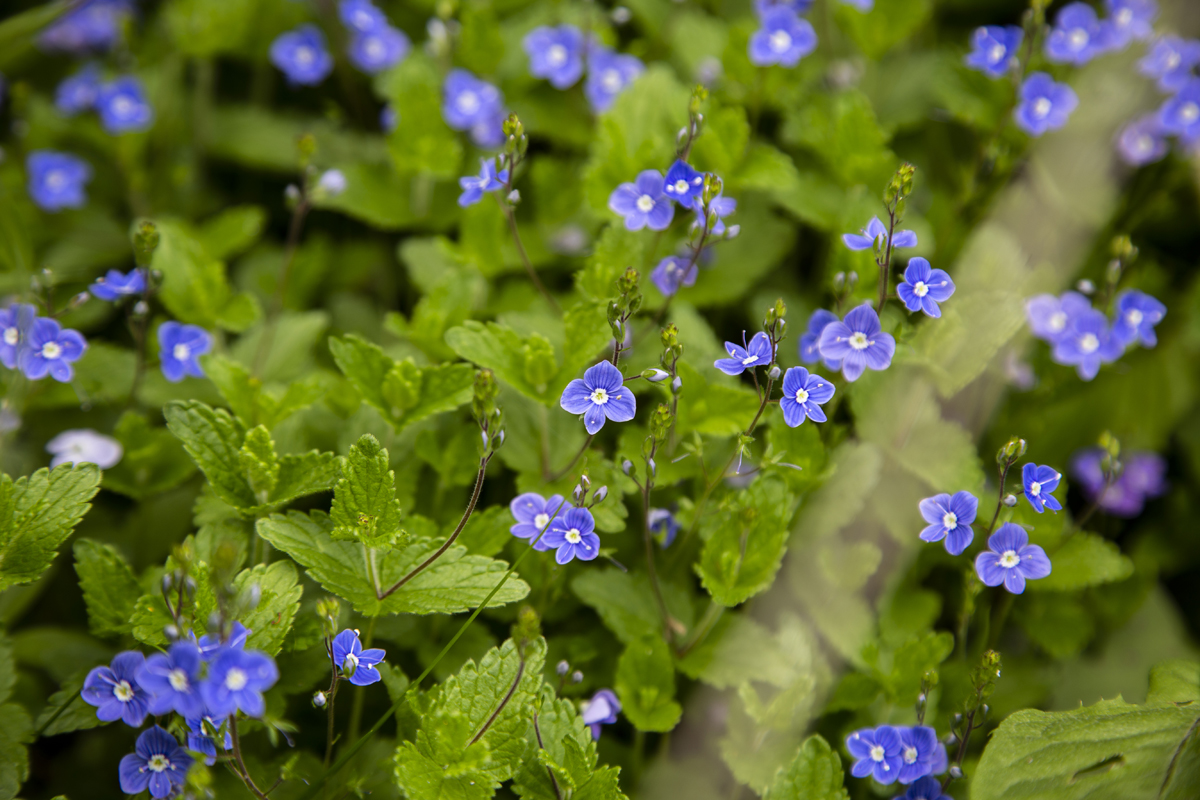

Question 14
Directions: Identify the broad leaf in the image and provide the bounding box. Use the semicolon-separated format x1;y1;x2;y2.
763;735;849;800
615;636;682;733
0;464;101;591
330;434;405;548
74;539;140;639
696;476;795;607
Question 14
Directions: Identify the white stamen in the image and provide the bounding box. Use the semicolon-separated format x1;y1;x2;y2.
904;746;919;764
913;281;929;297
870;744;885;762
795;388;809;404
41;341;62;359
456;91;480;115
673;179;689;194
1127;308;1143;326
295;46;315;66
147;754;171;773
113;680;135;702
1180;103;1200;124
635;194;655;213
741;354;759;365
1000;550;1020;568
1048;311;1067;332
848;332;869;351
173;343;190;361
989;43;1006;63
168;668;189;692
590;388;609;405
1032;97;1053;119
943;511;957;530
1116;8;1133;26
1079;333;1099;354
769;29;793;53
3;328;17;346
225;668;248;691
534;513;550;530
1029;481;1041;497
601;69;622;93
546;44;568;67
565;528;582;544
1068;28;1089;50
46;170;67;189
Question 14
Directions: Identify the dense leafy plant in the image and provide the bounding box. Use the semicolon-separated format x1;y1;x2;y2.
2;0;1200;798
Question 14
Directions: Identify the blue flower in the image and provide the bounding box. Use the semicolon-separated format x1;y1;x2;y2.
523;25;585;89
608;170;675;231
0;303;37;370
1139;36;1200;93
897;258;955;318
543;506;601;564
443;69;506;148
918;491;978;556
1014;72;1078;137
754;0;815;15
56;64;102;115
96;76;154;134
1158;79;1200;140
348;25;410;74
842;216;917;252
585;48;644;113
817;304;896;382
696;193;737;234
748;7;817;68
897;726;940;784
650;256;698;297
90;268;146;301
135;641;205;719
1024;291;1091;343
840;0;874;9
560;361;636;434
975;523;1051;594
332;629;387;686
847;726;903;784
1051;308;1123;380
1105;0;1157;50
317;169;347;196
779;367;834;427
46;429;123;469
715;331;773;376
662;159;706;209
271;25;335;86
1117;114;1169;166
186;716;231;766
339;0;388;33
118;725;194;799
38;0;131;53
458;157;509;208
1045;3;1112;65
1111;289;1166;347
381;103;399;132
158;321;212;383
649;508;681;548
1071;448;1167;518
201;646;279;717
197;621;250;661
1021;463;1062;514
19;317;87;382
799;309;841;370
964;25;1023;78
510;492;569;551
581;688;621;739
81;651;150;727
900;776;953;800
27;150;92;212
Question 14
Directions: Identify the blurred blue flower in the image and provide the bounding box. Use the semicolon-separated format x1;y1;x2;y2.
201;647;279;717
1117;114;1169;166
585;48;643;113
317;169;347;196
1072;448;1167;518
799;309;841;370
510;492;569;551
897;726;940;784
458;158;508;208
381;103;399;132
560;361;636;434
1014;72;1078;137
651;256;698;297
964;25;1023;78
847;726;903;784
1139;36;1200;93
840;0;874;9
96;76;154;134
0;303;37;370
56;64;102;116
663;159;705;209
81;651;149;727
524;25;585;89
333;629;387;686
1051;308;1122;380
39;0;131;53
1021;463;1063;514
817;304;895;382
271;25;335;86
842;216;916;252
649;508;681;548
608;170;674;231
899;776;953;800
118;725;193;799
90;268;145;301
748;7;817;68
543;506;601;564
1111;289;1166;347
897;257;955;318
197;621;250;661
1159;79;1200;140
136;641;205;719
919;491;978;556
46;429;123;468
339;0;388;34
348;25;410;74
27;150;92;211
779;367;834;427
186;717;231;766
1024;291;1091;343
19;317;87;382
443;69;506;148
1104;0;1157;50
715;331;773;376
581;688;621;739
1045;3;1112;65
975;523;1051;594
696;193;737;235
158;321;212;383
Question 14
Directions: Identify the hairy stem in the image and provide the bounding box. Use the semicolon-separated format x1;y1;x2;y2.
229;714;269;799
533;713;564;800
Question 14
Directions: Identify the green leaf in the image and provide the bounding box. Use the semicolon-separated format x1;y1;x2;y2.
513;686;627;800
35;671;101;737
457;506;517;558
193;205;266;259
1148;661;1200;706
230;311;330;383
576;226;644;303
0;464;101;592
572;569;693;645
1031;533;1135;592
835;0;932;59
0;633;31;800
207;104;388;174
150;220;261;332
202;354;323;430
781;90;894;188
0;0;75;70
886;632;953;703
673;362;760;437
615;636;681;733
696;476;795;607
331;434;405;549
379;55;463;178
101;411;197;500
763;735;849;800
239;425;281;502
73;539;140;640
677;614;798;690
257;511;529;616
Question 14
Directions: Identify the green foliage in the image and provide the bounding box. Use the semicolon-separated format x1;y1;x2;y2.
763;735;849;800
0;634;32;800
330;434;406;548
73;539;140;640
102;411;197;499
0;465;101;592
697;476;795;607
513;687;627;800
616;636;682;733
1031;533;1135;592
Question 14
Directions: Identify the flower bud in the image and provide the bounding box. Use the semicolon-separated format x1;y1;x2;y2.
556;660;570;676
163;624;180;642
671;376;682;394
768;365;781;381
572;485;586;504
622;459;635;476
284;184;301;204
316;169;346;197
571;670;583;684
611;5;632;23
592;486;608;504
726;224;740;238
133;300;149;316
1076;279;1095;295
313;691;328;708
507;189;521;205
642;368;670;382
1003;494;1017;507
648;458;657;477
70;291;90;308
949;766;963;779
162;573;175;594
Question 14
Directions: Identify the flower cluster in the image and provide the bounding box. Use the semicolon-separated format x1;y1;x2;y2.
54;65;155;133
0;302;86;382
748;1;818;68
338;0;410;75
1071;447;1167;518
846;724;946;786
1025;288;1165;381
509;490;602;564
443;69;506;148
522;24;647;114
38;0;132;53
1124;32;1200;164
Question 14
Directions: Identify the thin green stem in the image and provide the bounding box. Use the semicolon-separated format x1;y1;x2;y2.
345;615;376;745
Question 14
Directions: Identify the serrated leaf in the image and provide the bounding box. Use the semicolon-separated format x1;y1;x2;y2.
35;671;101;737
0;464;101;592
0;633;31;799
887;632;953;703
73;539;140;640
763;735;849;800
239;425;280;501
194;205;266;260
677;614;797;690
331;434;405;548
696;476;794;607
615;636;681;733
576;226;643;303
513;686;627;800
572;569;693;645
1032;533;1135;592
1148;661;1200;706
674;362;760;437
150;220;260;332
101;411;197;500
203;353;324;430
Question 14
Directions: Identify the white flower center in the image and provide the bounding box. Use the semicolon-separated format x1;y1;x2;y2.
590;388;609;405
904;746;919;764
795;388;809;404
989;43;1007;63
943;511;958;530
114;680;135;702
1181;103;1200;124
635;194;655;213
1032;97;1053;119
456;91;480;115
3;328;17;346
848;332;869;351
1127;308;1143;326
147;754;170;773
1166;51;1182;70
1134;134;1154;155
1116;8;1133;26
1029;481;1041;497
168;668;189;692
46;170;67;189
741;354;760;365
225;668;248;691
673;179;689;194
41;341;62;359
534;513;550;530
353;11;372;27
1079;333;1099;354
173;343;190;361
547;44;568;67
1068;28;1089;50
565;528;582;544
345;652;359;672
295;46;315;66
1048;311;1067;332
601;69;622;93
365;38;385;59
870;744;885;762
913;281;929;297
1000;550;1020;568
112;96;134;117
769;29;792;53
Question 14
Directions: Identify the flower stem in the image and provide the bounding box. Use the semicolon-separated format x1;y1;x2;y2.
253;195;311;377
228;714;269;799
467;653;525;746
545;434;593;483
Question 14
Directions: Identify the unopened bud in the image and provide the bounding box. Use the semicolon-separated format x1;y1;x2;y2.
162;573;175;593
163;624;180;641
671;376;682;393
556;660;570;676
949;766;963;779
1003;494;1017;507
507;189;521;205
592;486;608;504
571;670;583;684
1076;279;1095;295
611;5;632;22
316;169;346;196
622;459;634;476
768;365;781;380
726;224;740;238
312;691;327;708
643;368;670;382
647;458;657;477
133;300;148;316
70;291;90;308
572;485;586;504
284;184;301;204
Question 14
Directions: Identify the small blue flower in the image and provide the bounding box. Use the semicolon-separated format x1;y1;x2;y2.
96;76;154;134
847;726;903;784
510;492;570;551
817;304;895;383
542;506;601;564
186;716;231;766
56;64;102;115
975;522;1052;594
1139;36;1200;93
135;641;205;719
649;508;681;548
381;103;399;132
1158;79;1200;140
715;331;773;376
458;157;509;208
0;303;37;370
47;429;122;468
964;25;1023;79
332;629;387;686
90;268;146;301
271;25;335;86
81;651;150;727
799;309;841;371
317;169;347;196
1105;0;1157;50
197;621;250;661
1014;72;1078;137
650;256;698;297
27;150;92;212
523;25;585;89
443;69;506;148
779;367;834;427
896;726;940;784
839;0;874;9
1022;463;1063;514
608;170;675;231
696;193;737;235
662;160;706;209
1024;291;1091;343
39;0;131;54
900;776;953;800
897;258;955;318
842;216;917;252
118;725;194;799
1045;3;1112;65
581;688;621;739
748;7;817;68
348;25;410;74
1111;289;1166;347
585;48;644;113
919;491;978;556
158;322;212;383
339;0;388;34
560;360;636;435
1117;114;1169;166
19;317;87;382
1051;308;1123;380
201;646;279;717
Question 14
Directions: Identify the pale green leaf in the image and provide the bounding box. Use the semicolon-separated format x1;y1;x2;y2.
73;539;140;640
0;464;101;592
1032;533;1135;592
615;636;681;733
763;735;849;800
330;434;405;549
696;476;795;607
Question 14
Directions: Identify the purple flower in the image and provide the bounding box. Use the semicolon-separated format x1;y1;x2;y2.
817;304;896;382
1014;72;1079;137
754;0;815;15
201;647;278;717
560;360;636;434
1021;463;1062;514
902;776;953;800
118;725;193;798
339;0;388;34
158;321;212;383
1111;289;1166;347
542;506;601;564
1105;0;1157;50
779;367;834;427
918;491;978;556
715;331;773;376
523;25;585;89
56;64;102;115
842;216;917;252
443;69;505;148
39;0;131;53
1025;291;1091;343
1071;448;1167;518
651;256;698;297
663;159;706;209
965;25;1023;79
1159;80;1200;140
0;303;37;369
81;651;150;727
749;7;817;68
585;48;644;113
90;268;146;301
840;0;874;8
1045;3;1112;65
18;317;87;382
846;726;903;784
649;508;681;548
1117;114;1169;166
135;641;205;719
1139;37;1200;93
975;523;1052;594
186;716;231;766
581;688;621;739
271;25;335;86
897;726;940;784
510;492;569;551
197;621;250;661
458;157;509;207
348;25;410;74
47;429;123;469
696;193;737;235
608;170;675;231
897;258;955;318
96;76;154;134
799;309;841;371
27;150;92;212
332;629;387;686
381;103;399;132
1051;308;1123;380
